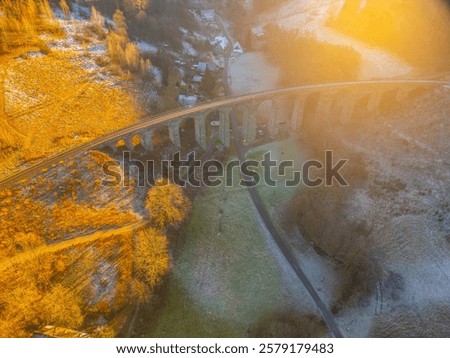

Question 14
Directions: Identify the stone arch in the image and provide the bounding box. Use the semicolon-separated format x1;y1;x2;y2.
302;91;321;122
179;117;196;148
131;134;143;151
378;88;400;116
115;139;127;151
205;110;222;144
151;125;171;150
331;89;356;125
395;85;430;105
349;92;371;122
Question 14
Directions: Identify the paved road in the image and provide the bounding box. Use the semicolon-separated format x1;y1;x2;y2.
230;113;344;338
0;80;446;190
220;19;343;337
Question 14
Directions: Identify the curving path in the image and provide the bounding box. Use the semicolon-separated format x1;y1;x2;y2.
0;220;147;274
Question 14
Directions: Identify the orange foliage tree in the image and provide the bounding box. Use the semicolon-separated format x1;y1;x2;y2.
132;229;171;302
145;179;191;230
107;9;151;75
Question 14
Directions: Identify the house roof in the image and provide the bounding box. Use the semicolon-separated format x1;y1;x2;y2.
197;62;207;73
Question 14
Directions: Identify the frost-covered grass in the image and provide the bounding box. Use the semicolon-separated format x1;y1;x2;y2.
147;162;312;337
247;136;309;208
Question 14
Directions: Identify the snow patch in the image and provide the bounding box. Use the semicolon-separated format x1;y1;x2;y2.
137;41;158;55
182;41;198;57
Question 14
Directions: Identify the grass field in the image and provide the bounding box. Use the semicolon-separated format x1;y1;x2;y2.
147;156;316;337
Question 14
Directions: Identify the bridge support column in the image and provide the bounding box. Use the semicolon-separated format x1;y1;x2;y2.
105;143;117;154
337;93;356;125
124;135;133;151
291;97;306;130
315;93;335;122
268;101;281;137
194;113;207;150
219;108;231;147
168;123;181;148
367;91;384;114
243;109;257;144
140;130;153;152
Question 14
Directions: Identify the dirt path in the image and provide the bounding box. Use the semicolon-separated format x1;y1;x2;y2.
0;221;147;273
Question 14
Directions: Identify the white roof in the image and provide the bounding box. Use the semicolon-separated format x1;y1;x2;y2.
211;35;229;50
200;9;215;21
197;62;207;73
233;42;244;54
252;26;265;37
178;95;198;107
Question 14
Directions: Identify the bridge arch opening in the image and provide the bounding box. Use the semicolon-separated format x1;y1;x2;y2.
131;134;143;152
205;110;221;144
115;139;127;151
179;117;196;149
350;93;371;123
303;92;321;122
378;89;401;116
330;90;350;125
405;87;429;101
152;126;171;150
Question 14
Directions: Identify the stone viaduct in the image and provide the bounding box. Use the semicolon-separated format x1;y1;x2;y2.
0;80;447;190
100;80;444;155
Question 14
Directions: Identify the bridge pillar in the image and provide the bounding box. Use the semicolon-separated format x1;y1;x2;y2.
314;93;334;122
219;108;231;147
168;123;181;148
105;143;117;154
291;96;306;130
337;92;356;125
268;100;281;137
367;90;384;114
243;109;257;143
194;113;207;150
124;135;133;151
140;130;153;152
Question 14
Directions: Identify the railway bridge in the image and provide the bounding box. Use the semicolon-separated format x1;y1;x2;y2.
100;80;445;154
0;80;447;189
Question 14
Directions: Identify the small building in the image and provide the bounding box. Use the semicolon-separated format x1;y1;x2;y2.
200;9;215;22
193;75;203;83
178;95;198;107
207;62;217;72
251;26;266;50
197;62;207;73
211;35;229;51
233;41;244;54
